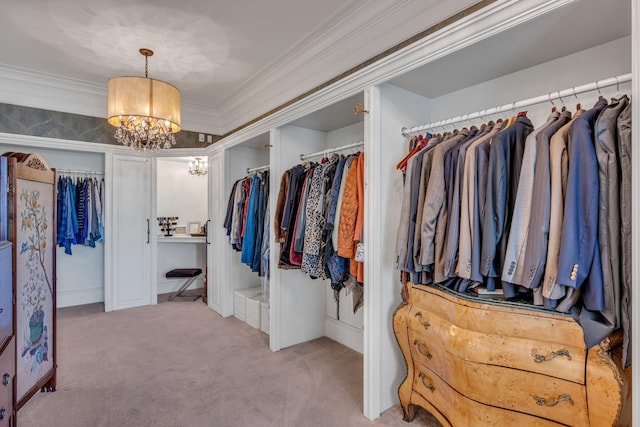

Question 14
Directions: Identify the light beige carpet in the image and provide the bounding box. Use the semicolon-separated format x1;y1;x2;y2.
18;297;441;427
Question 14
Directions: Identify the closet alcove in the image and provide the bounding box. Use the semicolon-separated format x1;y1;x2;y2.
366;0;633;419
154;157;208;299
270;92;365;353
216;132;270;320
212;92;368;353
0;143;105;308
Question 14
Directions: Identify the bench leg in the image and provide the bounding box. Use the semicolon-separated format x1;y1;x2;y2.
168;276;202;301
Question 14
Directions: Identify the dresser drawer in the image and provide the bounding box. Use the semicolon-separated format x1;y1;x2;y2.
412;285;584;346
0;242;12;348
412;362;564;427
409;331;588;426
0;337;15;427
408;288;586;384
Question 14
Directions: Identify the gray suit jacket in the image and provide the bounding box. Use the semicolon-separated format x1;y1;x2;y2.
413;138;441;271
456;122;503;279
419;131;468;272
443;127;484;278
395;150;418;270
481;116;534;290
594;95;628;356
543;110;584;303
616;100;632;367
520;111;572;295
501;113;558;287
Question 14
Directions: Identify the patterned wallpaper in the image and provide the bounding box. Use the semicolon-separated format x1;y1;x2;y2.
0;103;221;149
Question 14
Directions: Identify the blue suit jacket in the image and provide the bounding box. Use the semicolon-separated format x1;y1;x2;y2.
481;116;534;290
556;99;608;311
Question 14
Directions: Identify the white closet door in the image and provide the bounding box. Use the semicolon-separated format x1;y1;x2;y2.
112;154;151;310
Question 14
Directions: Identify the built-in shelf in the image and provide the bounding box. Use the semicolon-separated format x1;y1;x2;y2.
157;236;206;244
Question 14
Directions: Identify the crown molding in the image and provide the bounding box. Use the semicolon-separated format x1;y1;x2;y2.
210;0;576;153
216;0;480;132
0;64;224;135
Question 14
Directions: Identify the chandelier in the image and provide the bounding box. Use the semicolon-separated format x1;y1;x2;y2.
189;157;208;176
107;48;181;151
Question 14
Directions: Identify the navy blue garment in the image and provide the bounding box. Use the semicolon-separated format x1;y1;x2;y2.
323;156;347;287
556;99;610;348
252;172;269;273
241;175;260;265
56;178;66;247
481;115;534;291
224;180;240;236
75;177;85;244
64;178;79;254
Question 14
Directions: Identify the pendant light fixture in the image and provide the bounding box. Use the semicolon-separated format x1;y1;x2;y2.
188;157;208;176
107;48;181;151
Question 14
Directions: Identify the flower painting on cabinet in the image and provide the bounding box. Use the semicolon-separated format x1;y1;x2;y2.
15;179;54;401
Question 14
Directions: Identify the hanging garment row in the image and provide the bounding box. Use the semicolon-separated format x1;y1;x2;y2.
223;169;270;277
56;174;105;255
274;151;365;313
396;95;632;368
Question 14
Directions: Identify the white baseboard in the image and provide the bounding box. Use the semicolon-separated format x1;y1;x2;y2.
57;287;104;308
325;316;363;354
158;277;205;295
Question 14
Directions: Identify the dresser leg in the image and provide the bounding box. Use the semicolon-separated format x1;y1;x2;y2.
394;301;415;422
402;403;416;422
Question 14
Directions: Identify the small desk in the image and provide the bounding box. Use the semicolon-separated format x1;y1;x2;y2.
157;236;207;299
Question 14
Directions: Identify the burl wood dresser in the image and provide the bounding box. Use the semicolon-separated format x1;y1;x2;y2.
393;284;632;426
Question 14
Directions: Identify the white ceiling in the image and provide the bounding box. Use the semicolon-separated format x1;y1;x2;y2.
0;0;481;135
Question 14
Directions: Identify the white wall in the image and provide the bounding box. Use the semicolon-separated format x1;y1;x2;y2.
427;36;631;127
270;125;327;350
368;83;431;416
0;143;105;308
156;157;208;232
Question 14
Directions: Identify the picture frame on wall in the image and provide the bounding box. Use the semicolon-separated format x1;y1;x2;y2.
188;222;201;235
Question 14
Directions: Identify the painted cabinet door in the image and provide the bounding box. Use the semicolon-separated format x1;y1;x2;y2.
112;155;151;310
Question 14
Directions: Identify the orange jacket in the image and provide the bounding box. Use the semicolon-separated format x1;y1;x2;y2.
337;153;365;282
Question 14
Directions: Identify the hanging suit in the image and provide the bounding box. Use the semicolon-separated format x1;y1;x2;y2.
556;98;608;348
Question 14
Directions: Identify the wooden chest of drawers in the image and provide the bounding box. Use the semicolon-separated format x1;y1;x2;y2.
0;337;15;427
394;284;632;426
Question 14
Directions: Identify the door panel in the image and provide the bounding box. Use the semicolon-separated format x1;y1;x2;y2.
112;155;151;310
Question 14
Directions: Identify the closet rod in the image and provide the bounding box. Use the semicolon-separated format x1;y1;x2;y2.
56;168;104;175
300;141;364;161
401;73;632;137
246;165;270;174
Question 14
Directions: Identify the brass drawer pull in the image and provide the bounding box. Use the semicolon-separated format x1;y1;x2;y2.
532;348;572;363
414;311;431;330
533;394;574;407
413;339;433;359
418;372;436;392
